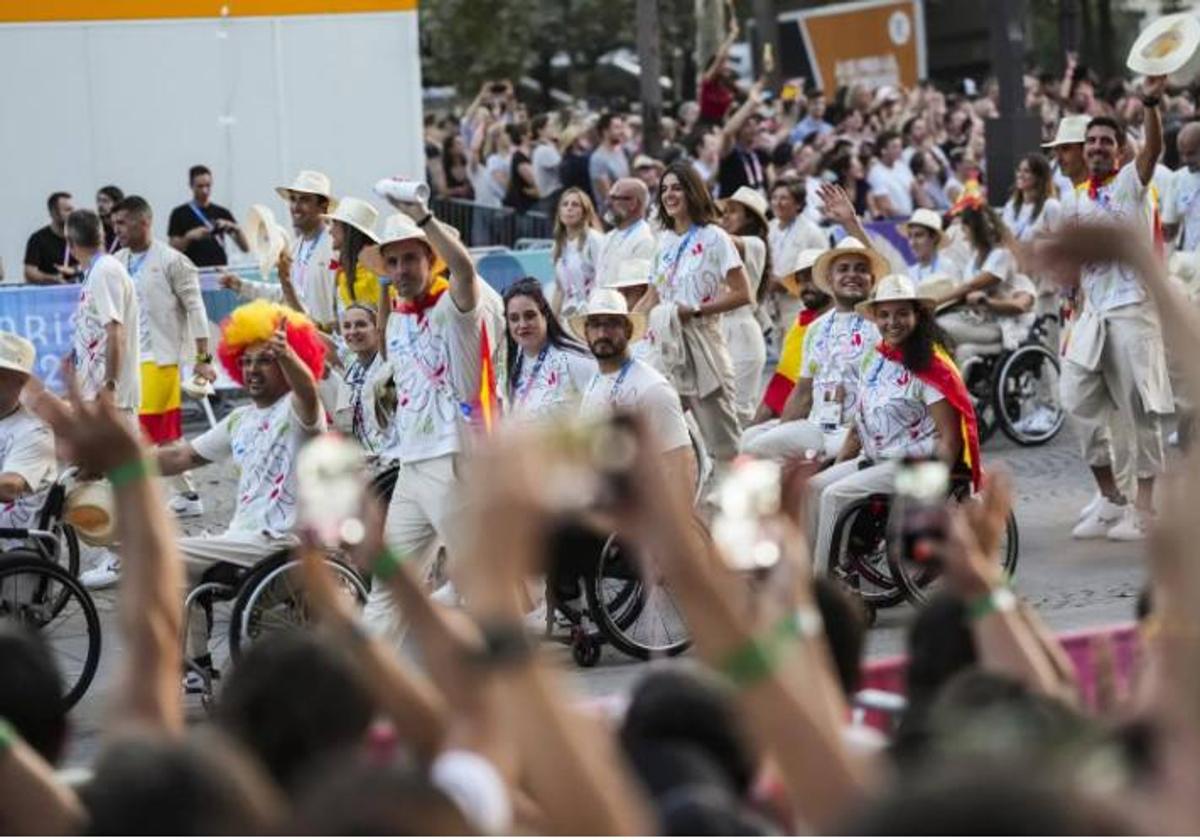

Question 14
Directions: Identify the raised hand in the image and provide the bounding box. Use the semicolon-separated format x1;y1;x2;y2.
1143;74;1168;101
35;358;143;477
817;182;857;228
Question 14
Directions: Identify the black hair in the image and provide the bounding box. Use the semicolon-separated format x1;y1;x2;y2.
188;164;211;184
597;111;622;136
958;202;1007;258
46;191;71;214
115;194;152;219
877;128;902;149
656;161;722;229
1086;115;1126;148
215;630;375;792
96;184;124;207
502;277;587;396
1009;152;1053;221
531;112;552;138
724;197;773;305
897;303;955;373
0;623;66;764
65;209;103;249
813;579;867;698
771;176;808;212
337;223;372;301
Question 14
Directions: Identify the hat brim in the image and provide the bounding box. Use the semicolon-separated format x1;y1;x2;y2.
900;220;943;238
321;212;381;243
855;295;938;319
0;359;32;377
276;187;336;203
568;311;647;345
812;246;890;295
720;197;770;231
360;233;431;276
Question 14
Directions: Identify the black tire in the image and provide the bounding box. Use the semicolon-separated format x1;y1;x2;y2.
995;344;1064;446
890;511;1020;606
962;357;998;445
228;549;368;661
0;551;101;710
585;534;691;661
35;483;81;579
826;497;906;608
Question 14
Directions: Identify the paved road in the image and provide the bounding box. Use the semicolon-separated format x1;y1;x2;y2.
57;419;1152;769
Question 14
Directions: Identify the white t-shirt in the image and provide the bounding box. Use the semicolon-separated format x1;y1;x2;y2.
855;346;944;462
531;143;563;197
507;343;597;422
767;215;827;278
596;220;657;290
555;229;605;315
383;290;487;464
334;349;394;458
74;254;140;409
867;159;915;217
1001;197;1061;242
1163;168;1200;252
908;253;961;283
191;394;326;537
964;247;1018;295
0;406;55;539
1059;163;1152;312
579;358;691;453
651;223;743;308
478;153;511;208
801;310;880;426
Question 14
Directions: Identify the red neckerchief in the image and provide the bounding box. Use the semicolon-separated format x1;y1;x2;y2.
798;307;821;328
1085;169;1118;201
875;342;982;491
394;277;449;315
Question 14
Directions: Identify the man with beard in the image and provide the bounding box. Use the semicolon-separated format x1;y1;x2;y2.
1058;76;1172;542
595;178;657;290
574;287;696;495
1043;115;1090;196
740;239;885;461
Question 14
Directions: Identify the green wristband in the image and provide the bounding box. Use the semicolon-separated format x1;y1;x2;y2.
107;457;157;489
370;547;405;582
718;637;779;689
0;718;16;755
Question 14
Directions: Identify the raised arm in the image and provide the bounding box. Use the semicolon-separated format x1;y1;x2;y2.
1137;75;1166;187
818;182;871;245
387;196;479;313
269;326;320;427
719;79;765;157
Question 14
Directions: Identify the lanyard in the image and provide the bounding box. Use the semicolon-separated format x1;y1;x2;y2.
618;219;646;243
738;147;763;189
295;230;323;271
189;202;216;232
81;253;101;285
126;249;150;278
514;345;550;406
661;225;699;297
607;358;633;402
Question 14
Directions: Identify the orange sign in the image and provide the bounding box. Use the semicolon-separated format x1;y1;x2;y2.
782;0;925;94
0;0;416;23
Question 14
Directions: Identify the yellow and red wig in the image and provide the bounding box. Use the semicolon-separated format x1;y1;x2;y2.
217;300;327;385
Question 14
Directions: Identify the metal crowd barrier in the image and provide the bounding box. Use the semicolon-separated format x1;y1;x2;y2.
430;197;555;248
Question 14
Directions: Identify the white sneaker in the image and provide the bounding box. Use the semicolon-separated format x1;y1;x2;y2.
80;550;121;589
1013;405;1058;436
1107;507;1149;542
430;580;461;607
1076;492;1103;523
524;601;552;635
168;493;205;519
1168;429;1180;448
1071;498;1127;539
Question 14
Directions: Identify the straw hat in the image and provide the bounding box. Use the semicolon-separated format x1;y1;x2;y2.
359;213;430;276
569;288;647;343
778;247;825;297
64;481;117;547
241;204;294;280
811;237;889;295
721;186;770;229
1042;114;1090;149
901;208;945;237
914;273;961;312
607;258;653;289
275;170;335;202
855;274;937;319
632;154;665;172
0;332;35;376
1126;12;1200;84
320;196;380;243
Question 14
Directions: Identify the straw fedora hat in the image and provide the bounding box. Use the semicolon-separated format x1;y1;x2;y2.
0;332;35;376
359;213;431;276
1042;114;1090;149
901;208;945;237
607;258;653;289
1127;12;1200;84
914;273;961;313
569;288;647;343
721;186;770;229
241;204;294;280
855;274;937;320
64;480;117;547
321;196;380;243
811;237;889;295
275;170;336;202
778;247;825;297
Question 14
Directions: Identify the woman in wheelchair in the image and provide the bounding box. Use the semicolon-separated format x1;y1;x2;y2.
806;275;982;573
932;201;1036;367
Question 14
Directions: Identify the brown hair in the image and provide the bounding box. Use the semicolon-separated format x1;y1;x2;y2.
552;187;601;262
656;161;721;229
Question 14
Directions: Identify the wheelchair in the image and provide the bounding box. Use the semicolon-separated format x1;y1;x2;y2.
0;471;100;710
960;313;1064;447
825;467;1019;623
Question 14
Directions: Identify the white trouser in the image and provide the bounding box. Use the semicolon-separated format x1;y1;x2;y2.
740;419;847;461
938;310;1003;367
178;531;296;658
806;458;898;575
772;293;804;359
365;454;466;641
723;313;767;426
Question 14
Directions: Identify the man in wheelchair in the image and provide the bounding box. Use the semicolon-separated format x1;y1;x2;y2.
151;302;325;683
806;276;982;573
0;333;56;547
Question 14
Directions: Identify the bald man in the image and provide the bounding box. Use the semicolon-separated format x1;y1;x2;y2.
595;177;657;290
1163;121;1200;252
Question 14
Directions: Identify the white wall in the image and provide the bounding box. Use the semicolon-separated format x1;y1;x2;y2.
0;11;423;280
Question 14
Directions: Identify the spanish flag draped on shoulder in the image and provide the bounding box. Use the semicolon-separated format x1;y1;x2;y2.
761;308;821;416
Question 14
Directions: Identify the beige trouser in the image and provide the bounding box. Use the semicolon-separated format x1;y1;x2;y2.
365;454;467;641
741;419;847;461
806;458;898;575
723;315;767;426
179;531;296;658
938;310;1003;367
1060;307;1168;482
684;389;742;463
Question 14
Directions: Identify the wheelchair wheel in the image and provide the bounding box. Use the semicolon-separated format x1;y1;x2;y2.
889;511;1020;606
227;549;369;661
995;344;1064;446
0;550;101;710
585;534;691;661
826;497;906;608
962;357;997;445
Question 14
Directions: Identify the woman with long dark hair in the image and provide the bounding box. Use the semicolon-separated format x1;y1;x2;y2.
1002;153;1060;242
502;277;595;421
321;197;387;312
718;187;771;423
807;274;980;572
637;161;752;462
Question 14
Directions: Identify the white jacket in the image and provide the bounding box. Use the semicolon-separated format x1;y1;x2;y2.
113;240;208;366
